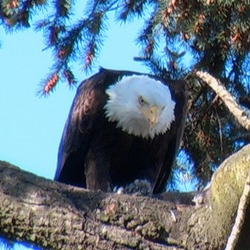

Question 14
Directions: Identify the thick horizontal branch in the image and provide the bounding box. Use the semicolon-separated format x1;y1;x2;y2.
0;145;249;249
195;71;250;130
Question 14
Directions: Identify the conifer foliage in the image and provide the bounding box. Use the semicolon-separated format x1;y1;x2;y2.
1;0;249;188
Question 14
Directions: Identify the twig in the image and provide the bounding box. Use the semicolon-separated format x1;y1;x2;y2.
225;166;250;250
195;71;250;131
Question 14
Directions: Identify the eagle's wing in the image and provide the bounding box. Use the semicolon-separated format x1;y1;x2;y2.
153;79;187;193
54;71;108;187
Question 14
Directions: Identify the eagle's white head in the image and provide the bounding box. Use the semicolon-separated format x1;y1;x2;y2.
104;75;176;139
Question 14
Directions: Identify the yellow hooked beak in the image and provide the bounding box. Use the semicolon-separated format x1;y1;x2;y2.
141;105;159;127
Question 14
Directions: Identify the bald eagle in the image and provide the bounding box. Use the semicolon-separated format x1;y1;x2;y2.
55;68;186;194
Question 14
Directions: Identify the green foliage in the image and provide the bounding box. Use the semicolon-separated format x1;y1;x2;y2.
1;0;250;189
0;0;46;28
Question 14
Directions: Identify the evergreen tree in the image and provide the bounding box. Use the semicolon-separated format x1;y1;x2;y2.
1;0;249;189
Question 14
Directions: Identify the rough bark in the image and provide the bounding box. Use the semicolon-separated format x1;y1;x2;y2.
0;144;249;250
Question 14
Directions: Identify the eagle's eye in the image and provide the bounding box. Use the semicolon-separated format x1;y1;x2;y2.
139;96;147;105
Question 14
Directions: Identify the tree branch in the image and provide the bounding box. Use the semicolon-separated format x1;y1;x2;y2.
0;145;249;249
195;71;250;131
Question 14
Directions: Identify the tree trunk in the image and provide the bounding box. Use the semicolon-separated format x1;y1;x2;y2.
0;144;249;250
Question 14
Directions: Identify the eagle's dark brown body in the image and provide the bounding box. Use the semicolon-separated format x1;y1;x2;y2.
55;68;186;193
